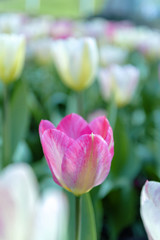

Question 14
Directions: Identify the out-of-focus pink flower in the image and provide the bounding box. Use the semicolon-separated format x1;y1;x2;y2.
140;181;160;240
51;20;73;39
39;113;114;196
105;21;133;43
99;64;140;107
0;163;68;240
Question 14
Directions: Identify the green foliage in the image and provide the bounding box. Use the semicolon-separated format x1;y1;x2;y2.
9;81;30;157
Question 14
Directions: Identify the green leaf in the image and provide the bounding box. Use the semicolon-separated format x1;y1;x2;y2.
9;81;30;158
27;91;45;123
110;117;130;178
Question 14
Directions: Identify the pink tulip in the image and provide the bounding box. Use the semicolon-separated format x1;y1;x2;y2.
39;113;114;196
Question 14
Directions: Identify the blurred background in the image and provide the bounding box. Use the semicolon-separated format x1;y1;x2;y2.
0;0;160;240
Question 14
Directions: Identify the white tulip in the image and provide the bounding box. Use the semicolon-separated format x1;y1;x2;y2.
0;163;68;240
52;37;99;91
99;64;140;107
0;163;38;240
140;181;160;240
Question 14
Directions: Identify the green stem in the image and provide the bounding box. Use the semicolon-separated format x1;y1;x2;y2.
3;84;10;167
77;91;84;117
75;196;81;240
108;96;117;131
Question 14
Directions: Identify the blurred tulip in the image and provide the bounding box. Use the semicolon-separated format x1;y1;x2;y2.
22;17;52;40
140;181;160;240
0;14;23;34
138;31;160;60
0;163;38;240
99;45;128;67
99;64;140;107
113;27;139;50
32;190;68;240
51;20;73;39
75;19;106;40
0;163;68;240
39;113;114;195
27;38;53;65
0;34;26;84
52;37;99;91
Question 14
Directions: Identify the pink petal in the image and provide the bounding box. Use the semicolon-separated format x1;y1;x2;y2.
89;116;114;157
62;134;112;195
41;129;74;186
39;120;55;139
57;113;92;140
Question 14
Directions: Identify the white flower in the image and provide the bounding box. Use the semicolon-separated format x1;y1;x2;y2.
140;181;160;240
52;37;99;91
99;64;140;107
0;163;68;240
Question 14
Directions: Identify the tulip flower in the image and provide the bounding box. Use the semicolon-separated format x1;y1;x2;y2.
99;64;140;107
39;113;114;196
0;34;26;84
140;180;160;240
0;163;68;240
99;45;128;67
51;37;99;91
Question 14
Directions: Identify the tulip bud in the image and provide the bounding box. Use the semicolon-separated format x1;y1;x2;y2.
0;34;26;84
140;181;160;240
52;37;99;91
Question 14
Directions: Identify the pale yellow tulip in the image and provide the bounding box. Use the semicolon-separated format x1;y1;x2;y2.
0;34;26;84
52;37;98;91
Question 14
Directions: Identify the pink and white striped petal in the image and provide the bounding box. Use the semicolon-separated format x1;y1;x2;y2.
57;113;92;140
62;134;112;195
89;116;114;157
41;129;74;186
39;120;55;140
